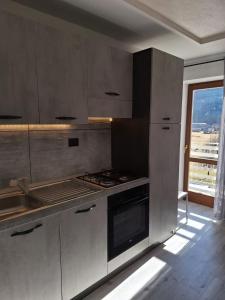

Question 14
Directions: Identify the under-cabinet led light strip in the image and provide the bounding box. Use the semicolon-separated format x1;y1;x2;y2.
0;124;73;131
88;117;113;123
0;118;113;131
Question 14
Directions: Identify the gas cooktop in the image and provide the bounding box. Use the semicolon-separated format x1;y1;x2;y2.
77;170;137;188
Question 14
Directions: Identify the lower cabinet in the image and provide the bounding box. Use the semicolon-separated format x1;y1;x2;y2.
0;215;61;300
0;198;108;299
60;198;107;300
149;123;181;244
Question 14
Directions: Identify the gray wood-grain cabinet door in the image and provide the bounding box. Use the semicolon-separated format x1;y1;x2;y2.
87;41;132;118
150;49;183;124
0;215;61;300
0;11;39;124
149;123;180;245
36;24;88;124
60;198;107;300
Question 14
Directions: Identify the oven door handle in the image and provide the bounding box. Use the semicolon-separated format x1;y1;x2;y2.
111;196;149;210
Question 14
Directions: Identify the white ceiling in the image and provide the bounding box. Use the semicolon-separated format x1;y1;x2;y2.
126;0;225;43
14;0;225;62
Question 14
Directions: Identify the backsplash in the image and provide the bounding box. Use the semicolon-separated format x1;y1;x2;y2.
0;125;111;190
0;131;31;188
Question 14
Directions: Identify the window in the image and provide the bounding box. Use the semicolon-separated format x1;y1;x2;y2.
184;80;224;207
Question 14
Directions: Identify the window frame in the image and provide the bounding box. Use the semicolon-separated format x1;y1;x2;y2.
184;80;224;207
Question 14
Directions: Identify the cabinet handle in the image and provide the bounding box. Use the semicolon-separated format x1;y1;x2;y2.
162;127;170;130
0;115;22;120
162;117;170;121
56;116;77;121
105;92;120;96
11;224;43;237
75;204;96;214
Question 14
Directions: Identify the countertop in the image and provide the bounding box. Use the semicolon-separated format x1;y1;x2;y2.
0;177;150;231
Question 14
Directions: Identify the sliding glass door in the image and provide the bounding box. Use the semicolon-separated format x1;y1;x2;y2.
184;80;224;207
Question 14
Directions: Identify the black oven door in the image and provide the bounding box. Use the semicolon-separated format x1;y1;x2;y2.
108;195;149;261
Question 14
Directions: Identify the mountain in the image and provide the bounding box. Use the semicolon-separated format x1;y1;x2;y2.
193;87;224;126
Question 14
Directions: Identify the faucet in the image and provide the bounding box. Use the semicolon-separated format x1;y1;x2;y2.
17;177;30;195
9;177;30;195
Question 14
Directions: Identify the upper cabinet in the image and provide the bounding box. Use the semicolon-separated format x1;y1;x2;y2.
150;49;184;124
0;12;133;124
133;48;183;123
35;24;88;124
87;41;133;118
0;11;39;124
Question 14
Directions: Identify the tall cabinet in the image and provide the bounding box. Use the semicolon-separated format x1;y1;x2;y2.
112;48;184;244
149;49;183;243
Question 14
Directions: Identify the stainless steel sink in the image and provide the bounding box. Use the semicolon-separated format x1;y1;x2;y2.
0;194;42;220
29;179;99;206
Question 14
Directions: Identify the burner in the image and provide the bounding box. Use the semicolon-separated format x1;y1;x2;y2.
77;170;137;188
100;180;116;187
119;176;130;182
101;171;113;177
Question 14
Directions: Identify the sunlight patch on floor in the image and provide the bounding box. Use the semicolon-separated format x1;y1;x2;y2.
102;257;167;300
163;234;190;255
189;212;215;222
176;228;196;239
179;217;205;230
178;208;186;213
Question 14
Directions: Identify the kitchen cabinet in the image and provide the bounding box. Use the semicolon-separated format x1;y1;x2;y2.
150;49;184;124
87;41;132;118
0;215;61;300
60;198;107;299
88;97;132;118
133;48;183;122
36;24;88;124
0;10;133;123
112;120;181;244
0;11;39;124
112;48;183;245
149;123;181;243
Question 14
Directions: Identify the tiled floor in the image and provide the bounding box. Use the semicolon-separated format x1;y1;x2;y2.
84;201;225;300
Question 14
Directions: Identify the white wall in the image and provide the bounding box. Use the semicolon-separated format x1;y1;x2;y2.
178;60;224;191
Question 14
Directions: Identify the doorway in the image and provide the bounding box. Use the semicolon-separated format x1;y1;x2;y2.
184;80;224;207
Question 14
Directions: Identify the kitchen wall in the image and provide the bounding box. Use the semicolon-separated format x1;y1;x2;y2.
0;124;111;190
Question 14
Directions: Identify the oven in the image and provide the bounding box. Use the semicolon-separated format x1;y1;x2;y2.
108;184;149;261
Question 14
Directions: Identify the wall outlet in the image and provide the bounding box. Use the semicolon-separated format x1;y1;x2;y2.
68;138;79;147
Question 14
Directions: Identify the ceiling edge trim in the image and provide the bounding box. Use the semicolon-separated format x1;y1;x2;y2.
201;32;225;44
125;0;225;44
124;0;201;43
